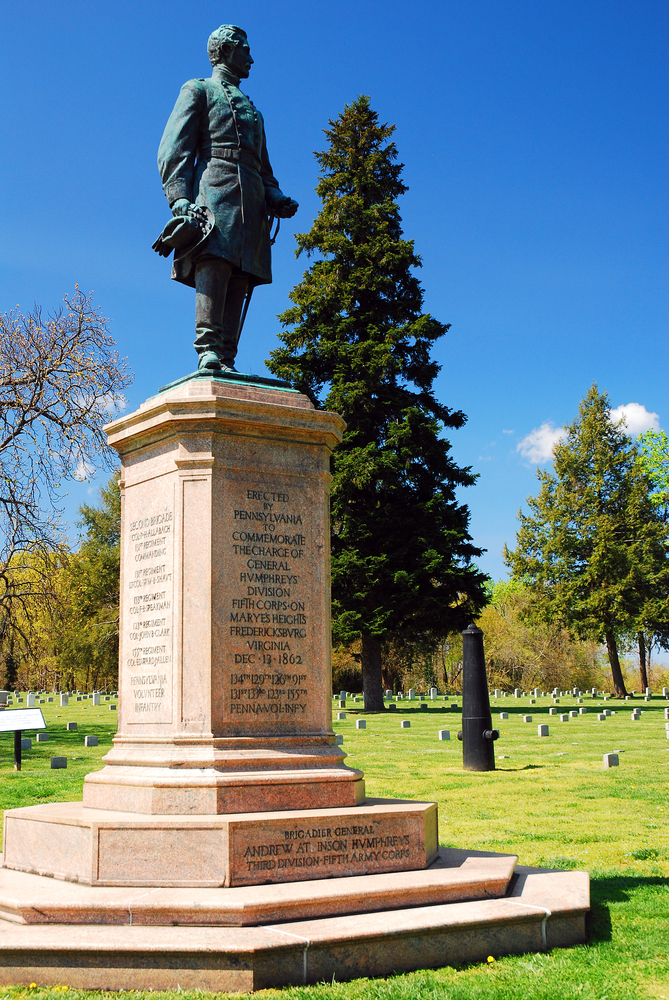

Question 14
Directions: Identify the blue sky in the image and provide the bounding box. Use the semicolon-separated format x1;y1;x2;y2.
1;0;666;579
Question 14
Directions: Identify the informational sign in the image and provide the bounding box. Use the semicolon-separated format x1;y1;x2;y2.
0;708;46;732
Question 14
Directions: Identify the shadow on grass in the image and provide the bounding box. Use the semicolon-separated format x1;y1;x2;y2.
586;873;668;944
495;764;546;771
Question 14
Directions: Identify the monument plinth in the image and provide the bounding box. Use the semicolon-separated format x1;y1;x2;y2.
82;375;364;816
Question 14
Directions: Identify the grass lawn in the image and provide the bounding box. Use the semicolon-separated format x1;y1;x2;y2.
1;691;668;999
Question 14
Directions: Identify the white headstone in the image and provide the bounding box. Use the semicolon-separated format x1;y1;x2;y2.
499;712;508;720
27;693;36;707
569;710;578;717
355;719;366;730
560;714;569;722
36;733;49;742
60;694;68;707
66;722;77;731
400;720;411;728
438;729;450;740
597;713;606;721
603;752;619;768
579;707;588;714
523;715;532;722
93;693;101;706
537;724;549;737
408;689;415;700
430;687;438;700
84;735;98;746
336;711;346;720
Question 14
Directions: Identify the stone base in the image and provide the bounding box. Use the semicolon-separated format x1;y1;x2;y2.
0;853;590;991
83;761;365;815
3;799;438;888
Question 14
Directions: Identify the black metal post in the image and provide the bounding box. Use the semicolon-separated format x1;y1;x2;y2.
459;624;499;771
13;729;21;771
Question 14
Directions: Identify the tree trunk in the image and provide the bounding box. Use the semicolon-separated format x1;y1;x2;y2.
638;632;649;692
361;632;385;711
604;631;627;697
4;641;17;689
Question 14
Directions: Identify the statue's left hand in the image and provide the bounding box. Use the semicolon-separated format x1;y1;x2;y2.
274;197;299;219
171;198;194;217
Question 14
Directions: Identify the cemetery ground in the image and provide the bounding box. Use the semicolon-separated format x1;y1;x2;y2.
0;694;667;999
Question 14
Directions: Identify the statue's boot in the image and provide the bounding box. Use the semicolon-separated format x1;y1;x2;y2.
195;258;249;373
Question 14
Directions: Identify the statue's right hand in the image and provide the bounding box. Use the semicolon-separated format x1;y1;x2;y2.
171;199;193;217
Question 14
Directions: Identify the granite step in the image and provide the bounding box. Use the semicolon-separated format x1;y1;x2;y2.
0;848;516;926
0;862;589;991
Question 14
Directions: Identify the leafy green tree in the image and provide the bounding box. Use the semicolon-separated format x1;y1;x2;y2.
477;580;604;692
505;385;669;697
268;96;488;709
632;428;669;689
52;476;121;691
637;429;669;516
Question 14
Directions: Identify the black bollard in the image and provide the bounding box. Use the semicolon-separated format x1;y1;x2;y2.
458;624;499;771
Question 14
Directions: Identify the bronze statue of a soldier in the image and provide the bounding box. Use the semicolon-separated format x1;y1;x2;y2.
154;25;298;373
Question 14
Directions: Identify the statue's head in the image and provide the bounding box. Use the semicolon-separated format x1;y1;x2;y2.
207;25;253;77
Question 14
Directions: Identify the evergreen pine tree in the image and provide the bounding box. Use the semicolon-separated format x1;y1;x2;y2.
267;96;488;709
505;385;669;697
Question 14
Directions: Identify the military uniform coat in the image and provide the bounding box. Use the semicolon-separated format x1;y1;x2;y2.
158;71;285;287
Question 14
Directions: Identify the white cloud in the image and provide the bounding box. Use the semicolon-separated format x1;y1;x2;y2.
609;402;659;436
502;429;514;435
74;459;95;481
517;422;567;463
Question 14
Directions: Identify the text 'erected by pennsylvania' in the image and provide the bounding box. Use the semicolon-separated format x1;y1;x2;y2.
227;488;312;718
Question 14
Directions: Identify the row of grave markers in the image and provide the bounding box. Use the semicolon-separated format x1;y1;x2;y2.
2;692;117;707
333;716;639;768
335;687;669;706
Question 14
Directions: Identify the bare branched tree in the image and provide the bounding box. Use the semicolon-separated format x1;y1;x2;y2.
0;288;131;665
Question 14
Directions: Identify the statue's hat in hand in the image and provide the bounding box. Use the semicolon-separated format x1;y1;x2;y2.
152;206;215;261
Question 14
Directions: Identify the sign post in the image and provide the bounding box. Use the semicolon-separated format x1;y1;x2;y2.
0;708;47;771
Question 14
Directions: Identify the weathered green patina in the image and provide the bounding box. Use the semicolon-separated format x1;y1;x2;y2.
155;25;298;373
